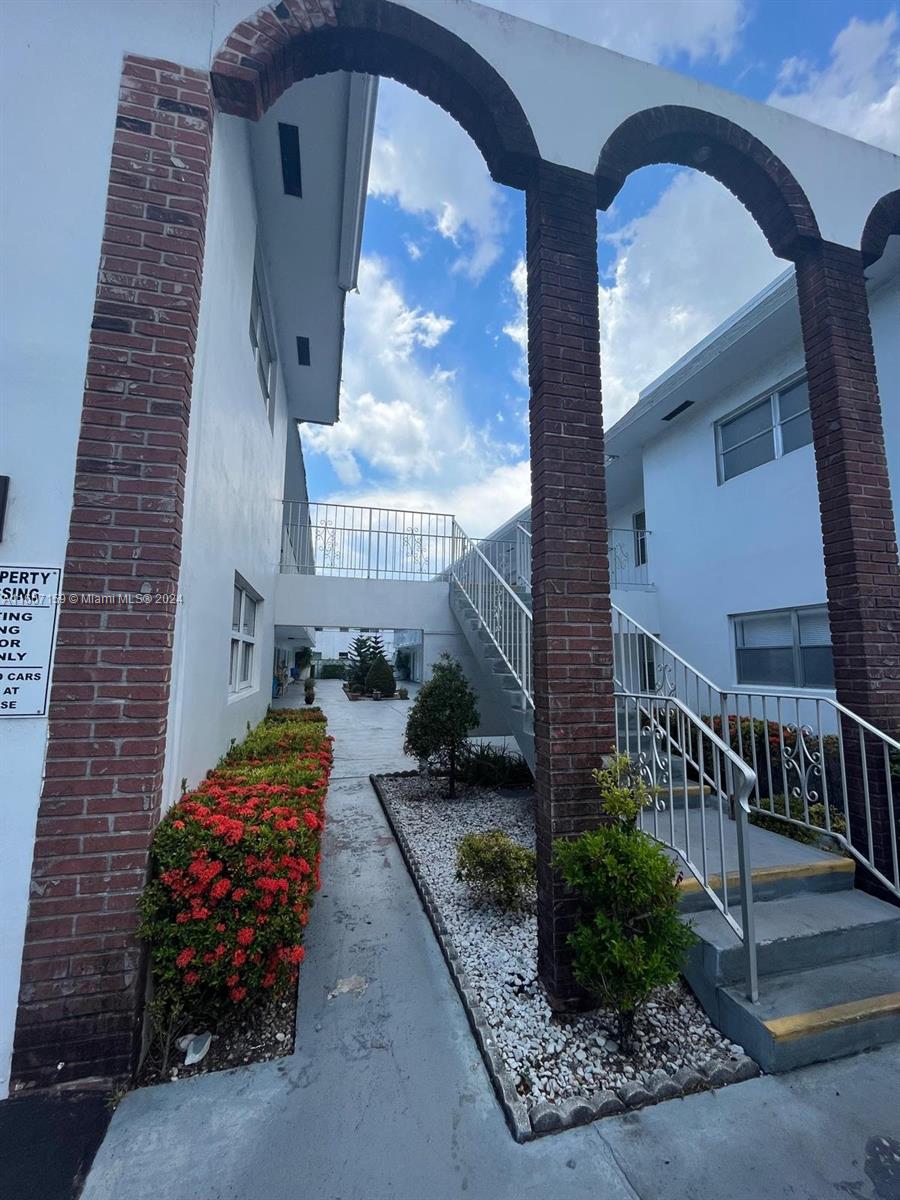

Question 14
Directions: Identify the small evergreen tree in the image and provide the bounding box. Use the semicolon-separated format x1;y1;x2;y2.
347;633;384;691
365;655;396;697
553;754;696;1053
404;654;479;797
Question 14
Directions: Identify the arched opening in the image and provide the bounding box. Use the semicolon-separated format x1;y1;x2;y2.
211;0;539;187
595;105;820;261
593;110;900;891
14;1;898;1097
861;188;900;267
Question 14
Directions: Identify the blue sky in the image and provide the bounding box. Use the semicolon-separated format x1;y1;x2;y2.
302;0;899;536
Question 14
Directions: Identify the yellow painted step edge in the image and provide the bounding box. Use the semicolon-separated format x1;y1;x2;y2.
765;992;900;1042
678;857;854;895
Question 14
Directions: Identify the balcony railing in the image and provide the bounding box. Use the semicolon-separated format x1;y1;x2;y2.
281;501;460;580
282;502;653;590
495;523;652;591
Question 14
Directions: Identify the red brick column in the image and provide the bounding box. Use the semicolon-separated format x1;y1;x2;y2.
794;240;900;885
526;162;613;1005
12;57;212;1089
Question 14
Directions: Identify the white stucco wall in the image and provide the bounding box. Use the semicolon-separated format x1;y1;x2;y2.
276;574;513;735
638;276;899;694
163;114;295;808
0;0;227;1101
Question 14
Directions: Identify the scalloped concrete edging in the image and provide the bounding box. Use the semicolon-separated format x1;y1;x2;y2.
370;772;761;1142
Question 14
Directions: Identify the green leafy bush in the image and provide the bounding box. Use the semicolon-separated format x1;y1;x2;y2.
404;653;479;797
750;794;848;846
458;741;533;789
365;656;396;697
553;754;695;1052
456;829;535;908
318;660;347;680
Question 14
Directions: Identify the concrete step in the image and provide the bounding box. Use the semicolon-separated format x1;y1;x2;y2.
717;953;900;1072
678;854;856;913
686;889;900;991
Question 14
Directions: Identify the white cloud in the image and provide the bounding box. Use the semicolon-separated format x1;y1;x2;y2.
486;0;746;64
369;2;749;286
368;83;508;282
503;256;528;358
768;13;900;152
404;238;423;261
596;172;779;422
323;461;532;541
303;257;529;534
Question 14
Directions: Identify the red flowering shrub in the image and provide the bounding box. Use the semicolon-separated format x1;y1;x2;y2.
140;709;332;1023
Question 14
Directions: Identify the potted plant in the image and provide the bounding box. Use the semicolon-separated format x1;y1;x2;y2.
304;679;315;705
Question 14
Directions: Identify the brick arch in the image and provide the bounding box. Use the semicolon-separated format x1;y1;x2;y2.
211;0;540;188
861;189;900;267
595;105;820;261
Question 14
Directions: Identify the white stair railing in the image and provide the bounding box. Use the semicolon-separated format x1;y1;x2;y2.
449;525;534;709
617;691;759;1001
613;605;900;899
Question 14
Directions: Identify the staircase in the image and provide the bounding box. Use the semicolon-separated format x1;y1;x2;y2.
447;527;900;1075
450;577;535;771
678;810;900;1070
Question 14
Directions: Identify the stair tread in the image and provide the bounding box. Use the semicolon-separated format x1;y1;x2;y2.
679;855;854;895
723;953;900;1030
689;888;900;952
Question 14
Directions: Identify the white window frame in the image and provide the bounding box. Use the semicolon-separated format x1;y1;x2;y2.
632;510;647;568
716;371;810;485
229;575;261;696
249;252;277;425
731;603;833;690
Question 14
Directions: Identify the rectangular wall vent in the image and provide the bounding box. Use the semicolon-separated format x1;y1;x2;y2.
662;399;694;421
296;336;311;366
278;123;302;197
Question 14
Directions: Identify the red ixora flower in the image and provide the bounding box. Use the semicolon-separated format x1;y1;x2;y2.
236;927;255;946
184;971;200;986
175;947;196;968
230;986;247;1003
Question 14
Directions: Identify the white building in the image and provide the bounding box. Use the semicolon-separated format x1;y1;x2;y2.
488;253;900;703
1;0;897;1097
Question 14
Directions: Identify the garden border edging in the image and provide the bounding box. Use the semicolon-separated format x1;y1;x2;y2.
370;772;761;1142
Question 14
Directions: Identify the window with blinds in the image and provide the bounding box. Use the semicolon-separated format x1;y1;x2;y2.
732;605;833;688
717;376;812;483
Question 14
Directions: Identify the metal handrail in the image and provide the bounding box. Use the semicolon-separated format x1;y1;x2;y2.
618;691;758;1000
613;605;900;898
450;524;534;707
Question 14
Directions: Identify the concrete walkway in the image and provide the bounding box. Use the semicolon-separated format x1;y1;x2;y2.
83;681;900;1200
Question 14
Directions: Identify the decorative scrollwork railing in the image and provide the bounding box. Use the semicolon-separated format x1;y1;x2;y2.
612;605;900;900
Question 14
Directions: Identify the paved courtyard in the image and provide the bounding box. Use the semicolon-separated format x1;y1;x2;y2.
82;680;900;1200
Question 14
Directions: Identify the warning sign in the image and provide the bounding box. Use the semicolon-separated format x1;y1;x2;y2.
0;566;61;716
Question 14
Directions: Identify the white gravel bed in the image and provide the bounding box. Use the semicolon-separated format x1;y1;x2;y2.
379;774;743;1111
